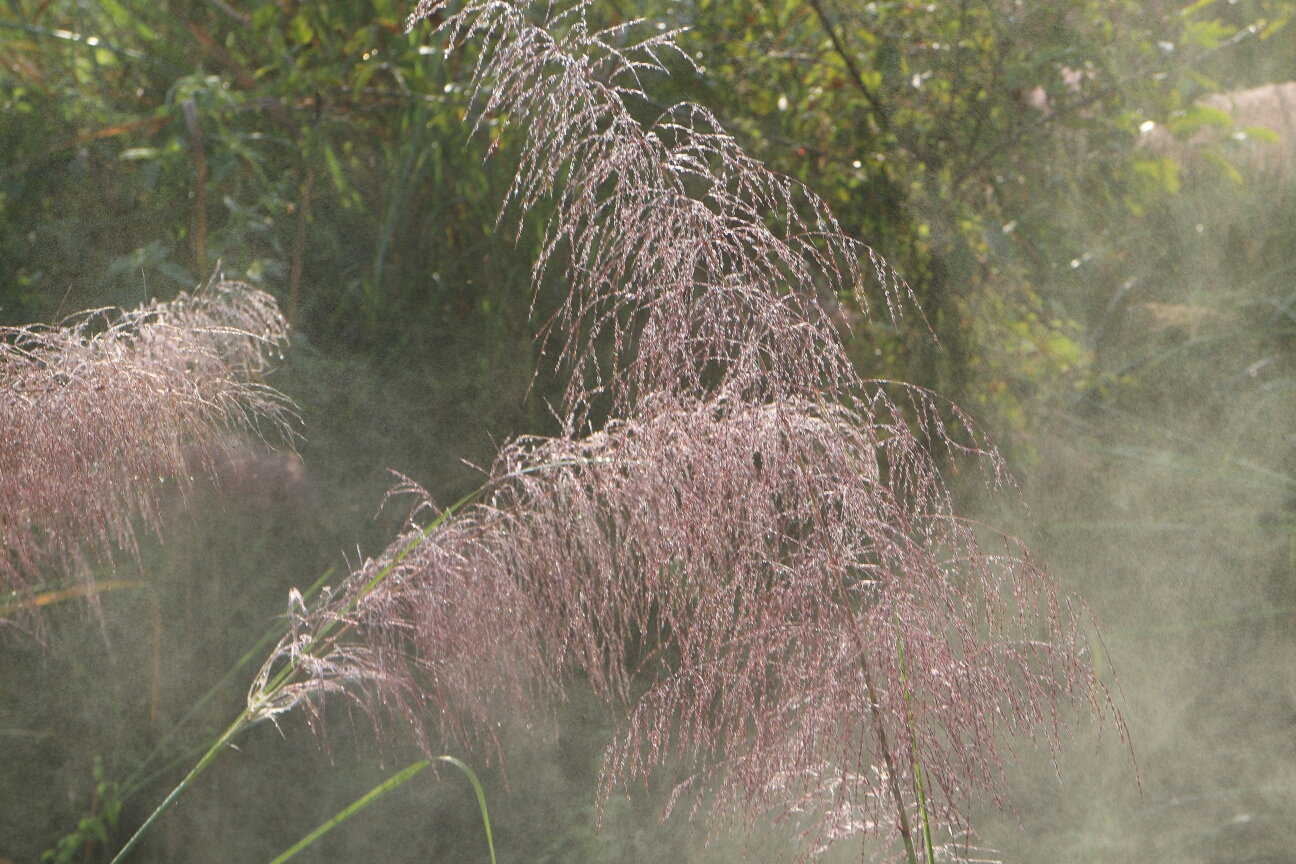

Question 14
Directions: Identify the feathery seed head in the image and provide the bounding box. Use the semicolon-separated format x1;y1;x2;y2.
272;2;1131;858
0;281;295;624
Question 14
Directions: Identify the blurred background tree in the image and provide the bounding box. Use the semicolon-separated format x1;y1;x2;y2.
0;0;559;511
4;0;1294;439
642;0;1296;440
4;0;1296;861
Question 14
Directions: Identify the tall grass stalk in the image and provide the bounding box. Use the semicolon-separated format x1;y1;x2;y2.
254;2;1132;858
107;490;480;863
266;755;496;864
121;567;336;797
898;637;936;864
100;570;335;862
108;714;248;864
0;581;141;616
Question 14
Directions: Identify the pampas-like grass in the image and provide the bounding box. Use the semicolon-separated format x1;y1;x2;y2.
292;394;1115;858
254;1;1129;859
0;280;293;613
419;0;912;424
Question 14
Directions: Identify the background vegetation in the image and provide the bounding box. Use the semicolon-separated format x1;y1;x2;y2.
3;0;1296;860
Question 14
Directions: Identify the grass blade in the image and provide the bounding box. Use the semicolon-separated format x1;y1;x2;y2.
265;756;495;864
898;637;935;864
437;756;497;864
109;569;336;862
0;580;140;615
266;761;431;864
108;714;248;864
123;567;336;795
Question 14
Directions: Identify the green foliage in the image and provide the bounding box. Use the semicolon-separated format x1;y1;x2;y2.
630;0;1296;439
4;0;1293;439
42;757;123;864
0;0;546;393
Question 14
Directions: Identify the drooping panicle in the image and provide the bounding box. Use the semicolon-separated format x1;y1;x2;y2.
274;2;1129;859
409;0;915;423
0;281;295;613
308;394;1116;855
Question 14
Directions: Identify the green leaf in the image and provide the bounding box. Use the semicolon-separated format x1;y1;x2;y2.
252;4;280;30
266;756;496;864
1260;15;1291;39
1132;157;1181;195
1242;125;1281;143
324;143;348;195
1181;17;1236;49
1179;0;1220;17
289;14;316;47
1202;149;1244;184
1167;104;1234;137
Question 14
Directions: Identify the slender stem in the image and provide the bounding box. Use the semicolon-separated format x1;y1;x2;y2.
109;568;337;861
913;756;935;864
107;488;478;864
827;572;917;861
108;713;249;864
148;586;162;732
125;740;218;802
106;463;579;863
123;568;335;796
856;649;919;864
111;486;496;864
288;168;314;326
372;105;427;318
182;98;207;274
0;580;140;616
804;0;893;137
799;396;918;864
264;755;495;864
437;756;498;864
266;761;432;864
898;636;935;864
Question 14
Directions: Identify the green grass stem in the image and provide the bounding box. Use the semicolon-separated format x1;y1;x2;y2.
265;756;495;864
108;713;249;864
0;580;141;615
108;569;335;862
897;637;935;864
106;466;573;863
122;567;335;796
124;740;217;802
